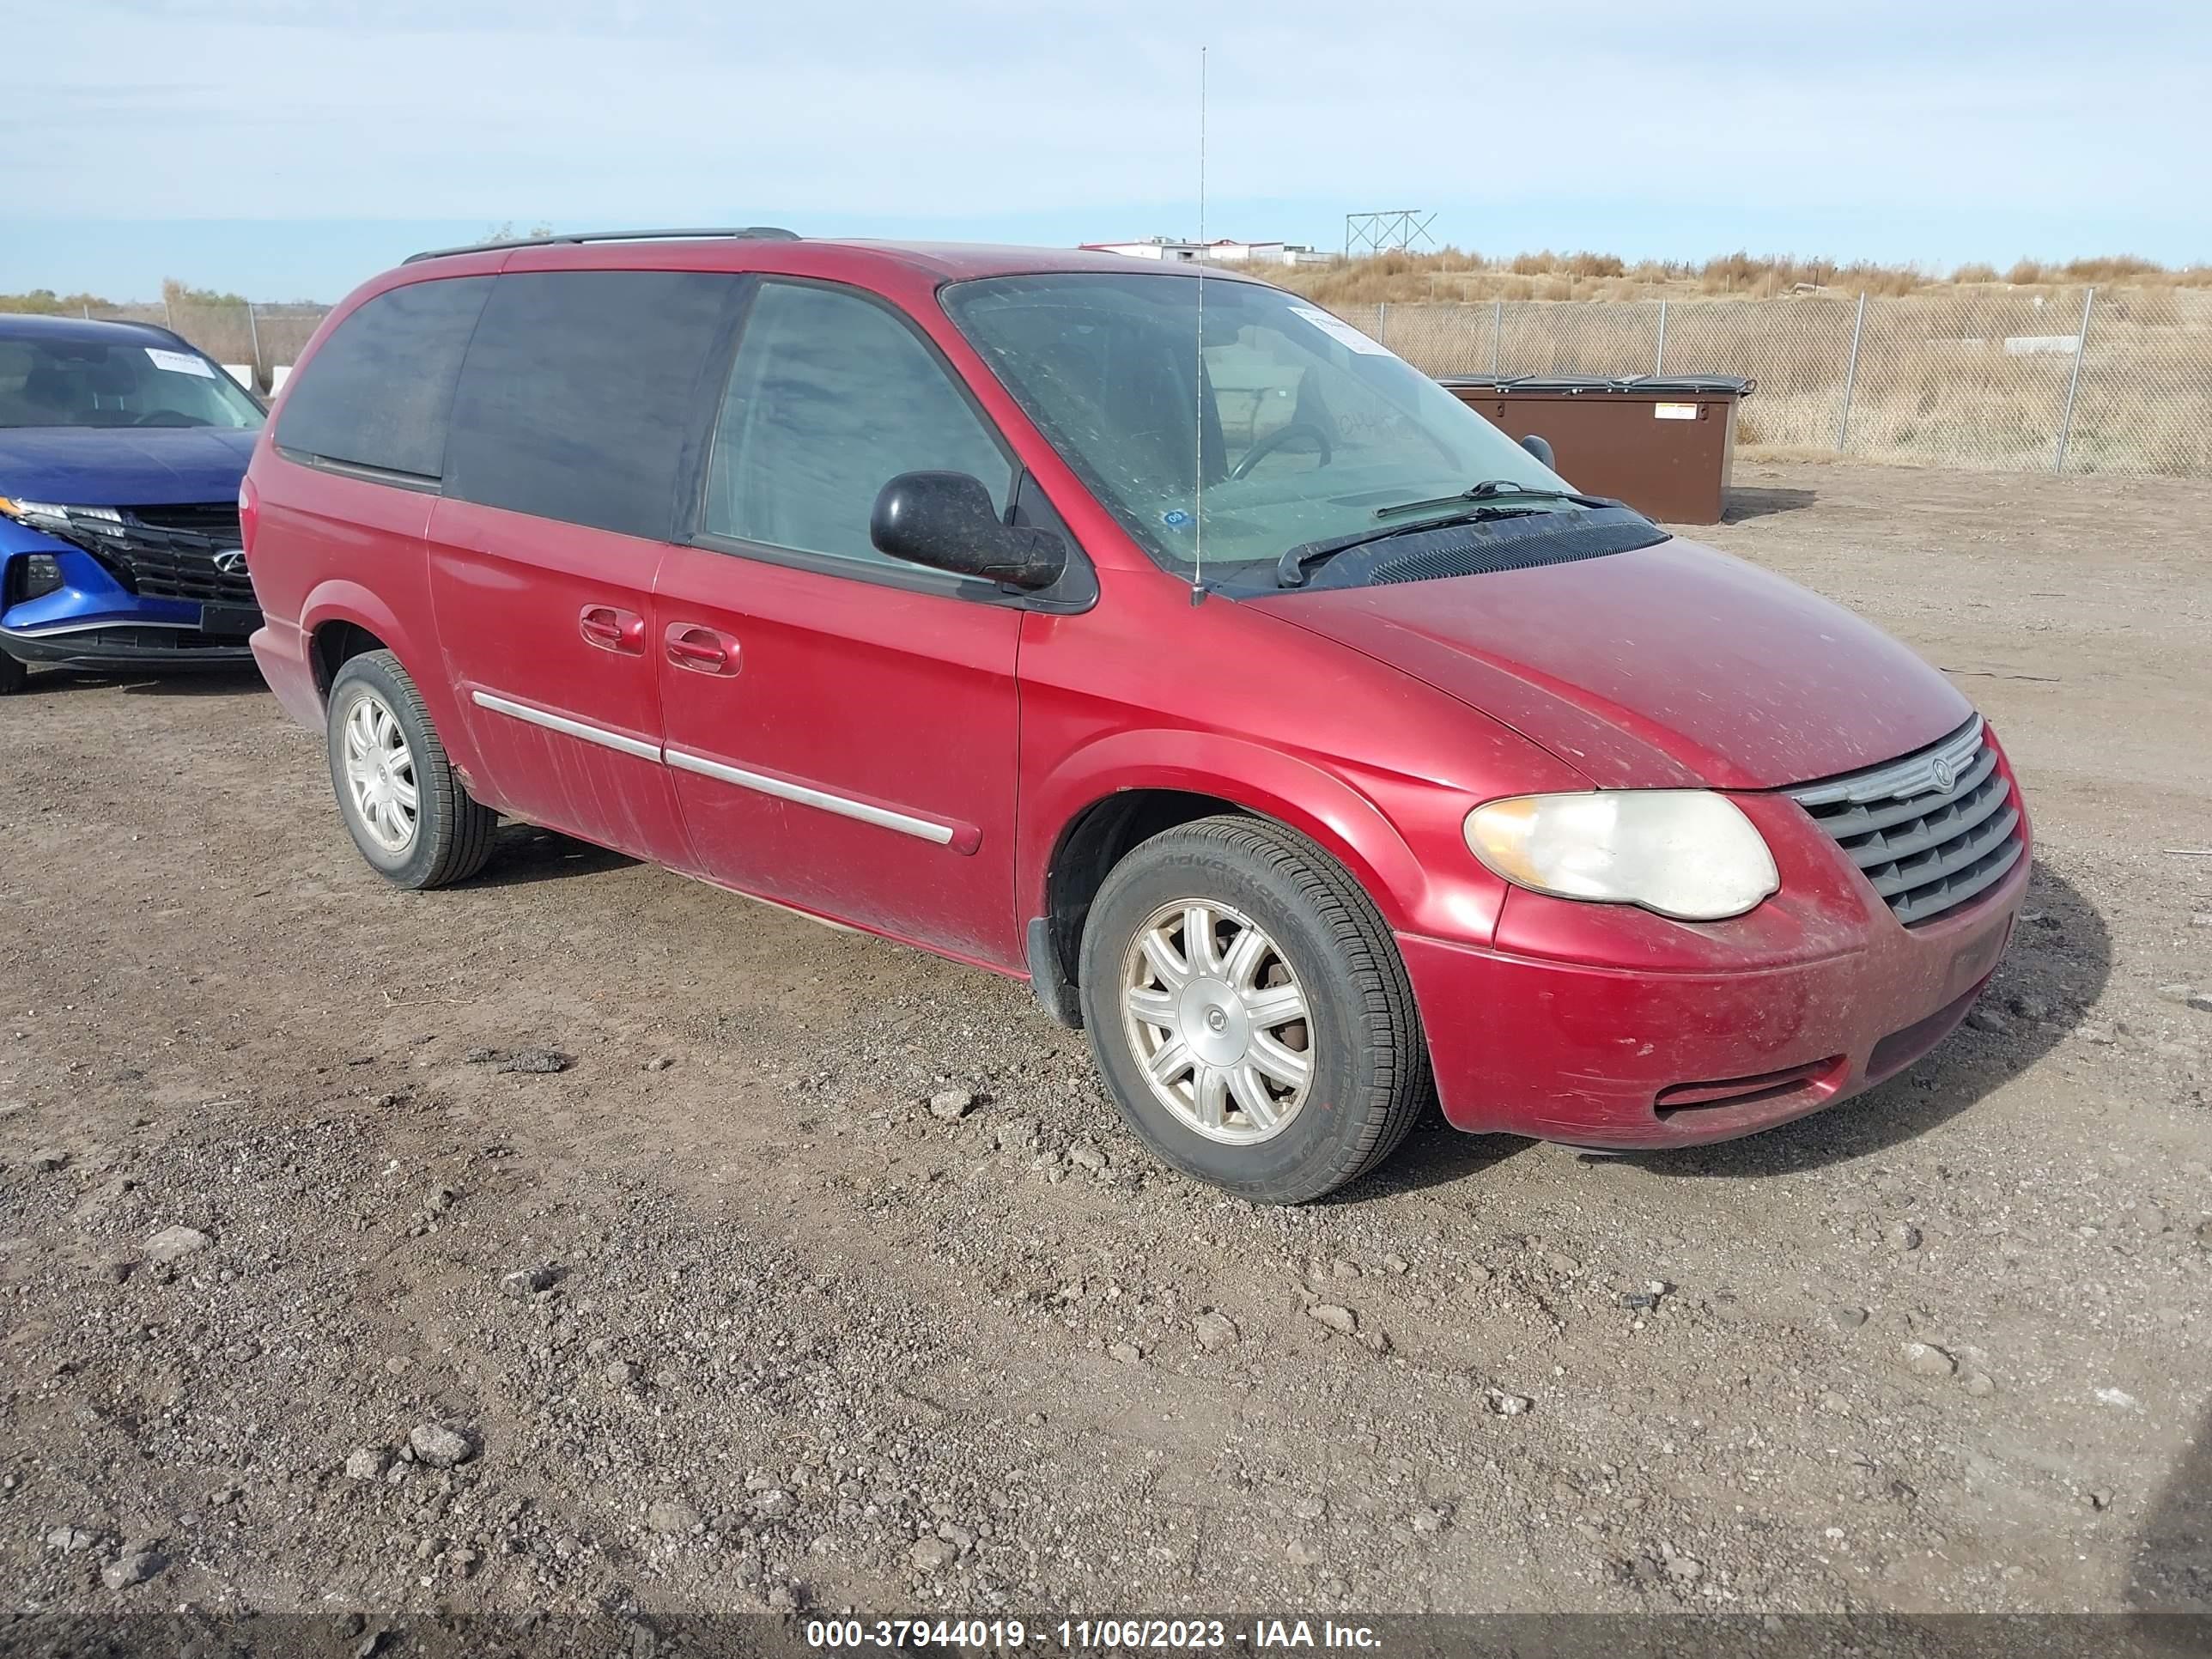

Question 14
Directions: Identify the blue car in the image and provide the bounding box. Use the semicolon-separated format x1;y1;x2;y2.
0;313;267;694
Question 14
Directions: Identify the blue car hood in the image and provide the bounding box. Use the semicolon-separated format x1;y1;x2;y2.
0;426;257;507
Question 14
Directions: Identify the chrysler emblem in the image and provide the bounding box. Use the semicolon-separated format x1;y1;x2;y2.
212;550;249;574
1929;756;1956;793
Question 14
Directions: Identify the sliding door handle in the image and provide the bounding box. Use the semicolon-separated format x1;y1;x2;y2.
580;604;647;654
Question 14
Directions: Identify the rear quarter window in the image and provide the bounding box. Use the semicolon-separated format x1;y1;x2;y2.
275;276;492;478
441;270;738;541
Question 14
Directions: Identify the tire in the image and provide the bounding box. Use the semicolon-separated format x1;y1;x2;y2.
0;650;26;696
325;650;495;890
1078;815;1432;1203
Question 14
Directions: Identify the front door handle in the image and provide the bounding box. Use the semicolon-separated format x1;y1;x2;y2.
580;604;647;655
664;623;742;676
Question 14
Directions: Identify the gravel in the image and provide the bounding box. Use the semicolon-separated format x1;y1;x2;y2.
647;1498;702;1534
140;1224;211;1264
0;463;2206;1620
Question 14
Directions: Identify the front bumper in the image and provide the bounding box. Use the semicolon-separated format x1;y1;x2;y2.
1401;812;2031;1150
0;623;257;671
3;543;258;672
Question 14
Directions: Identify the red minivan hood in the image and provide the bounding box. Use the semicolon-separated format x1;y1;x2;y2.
1250;537;1972;791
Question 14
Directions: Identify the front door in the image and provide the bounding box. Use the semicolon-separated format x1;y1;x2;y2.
653;278;1026;968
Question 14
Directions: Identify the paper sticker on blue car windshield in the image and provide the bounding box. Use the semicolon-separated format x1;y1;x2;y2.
145;348;216;379
1289;306;1391;356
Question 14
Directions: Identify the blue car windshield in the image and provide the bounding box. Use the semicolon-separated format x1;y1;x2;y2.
0;337;264;430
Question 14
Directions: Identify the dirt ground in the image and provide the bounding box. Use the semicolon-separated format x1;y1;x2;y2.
2;460;2207;1626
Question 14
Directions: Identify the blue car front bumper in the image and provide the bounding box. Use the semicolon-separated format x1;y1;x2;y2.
1;529;258;671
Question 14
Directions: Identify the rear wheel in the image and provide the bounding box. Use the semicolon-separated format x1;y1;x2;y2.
1079;815;1431;1203
325;651;495;889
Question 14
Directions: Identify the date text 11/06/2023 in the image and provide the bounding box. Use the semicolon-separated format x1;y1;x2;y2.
803;1617;1385;1650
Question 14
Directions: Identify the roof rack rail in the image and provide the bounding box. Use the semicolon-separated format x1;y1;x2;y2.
404;226;801;264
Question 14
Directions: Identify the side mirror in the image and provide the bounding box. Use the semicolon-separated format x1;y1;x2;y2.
870;471;1068;592
1518;433;1557;470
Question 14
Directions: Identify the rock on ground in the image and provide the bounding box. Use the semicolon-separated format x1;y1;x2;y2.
1194;1310;1239;1352
141;1224;211;1264
100;1552;166;1590
407;1424;477;1468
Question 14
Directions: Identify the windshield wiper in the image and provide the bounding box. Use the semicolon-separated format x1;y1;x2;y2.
1275;506;1539;588
1276;480;1635;587
1372;479;1614;519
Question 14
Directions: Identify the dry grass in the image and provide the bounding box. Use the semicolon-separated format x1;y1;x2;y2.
1332;284;2212;477
1277;249;2212;308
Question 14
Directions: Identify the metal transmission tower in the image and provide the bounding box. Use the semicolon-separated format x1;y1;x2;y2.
1343;210;1437;258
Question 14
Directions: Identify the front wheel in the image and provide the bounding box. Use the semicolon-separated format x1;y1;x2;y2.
325;651;495;889
1078;816;1432;1203
0;649;26;696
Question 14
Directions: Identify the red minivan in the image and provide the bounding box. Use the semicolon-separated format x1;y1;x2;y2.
243;231;2028;1202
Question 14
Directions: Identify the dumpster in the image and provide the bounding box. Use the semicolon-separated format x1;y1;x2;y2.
1438;374;1753;524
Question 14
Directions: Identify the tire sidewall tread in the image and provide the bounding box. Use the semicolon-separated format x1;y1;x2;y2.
1079;814;1431;1204
325;651;494;890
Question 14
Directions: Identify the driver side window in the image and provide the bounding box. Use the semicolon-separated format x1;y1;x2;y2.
703;283;1014;568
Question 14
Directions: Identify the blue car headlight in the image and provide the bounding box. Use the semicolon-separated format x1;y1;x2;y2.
0;497;125;539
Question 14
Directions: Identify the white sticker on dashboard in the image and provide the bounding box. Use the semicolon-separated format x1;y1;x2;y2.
1654;402;1699;420
145;347;216;378
1289;306;1393;356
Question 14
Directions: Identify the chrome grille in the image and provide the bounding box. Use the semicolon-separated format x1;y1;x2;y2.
1789;716;2024;926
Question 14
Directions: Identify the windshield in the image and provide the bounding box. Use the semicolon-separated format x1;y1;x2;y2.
943;272;1581;582
0;336;264;430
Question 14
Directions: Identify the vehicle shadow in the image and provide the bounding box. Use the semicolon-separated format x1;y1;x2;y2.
1358;857;2108;1199
11;665;262;698
113;666;269;698
1719;485;1817;522
1630;857;2108;1178
1333;1119;1534;1202
2128;1402;2211;1641
465;823;638;888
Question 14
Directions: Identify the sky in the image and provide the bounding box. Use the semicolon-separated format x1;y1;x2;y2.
7;0;2208;301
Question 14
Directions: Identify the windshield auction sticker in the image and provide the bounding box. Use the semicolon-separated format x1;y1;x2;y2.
1289;305;1393;356
145;346;216;378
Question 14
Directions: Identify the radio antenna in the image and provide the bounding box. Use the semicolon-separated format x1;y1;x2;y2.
1191;44;1207;603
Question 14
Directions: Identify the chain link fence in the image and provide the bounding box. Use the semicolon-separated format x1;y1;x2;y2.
1339;287;2212;477
77;286;2212;477
76;300;331;394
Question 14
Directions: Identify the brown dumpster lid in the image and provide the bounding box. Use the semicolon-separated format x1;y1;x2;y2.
1439;373;1754;398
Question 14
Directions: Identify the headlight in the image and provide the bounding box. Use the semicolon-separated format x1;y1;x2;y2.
0;500;124;538
1464;790;1778;921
